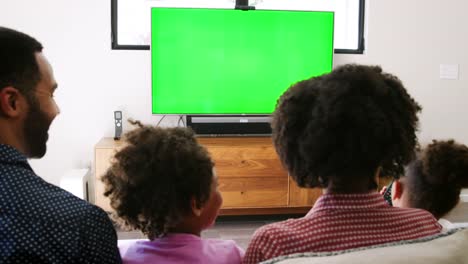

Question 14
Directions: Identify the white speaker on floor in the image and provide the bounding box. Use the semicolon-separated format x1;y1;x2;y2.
60;168;90;201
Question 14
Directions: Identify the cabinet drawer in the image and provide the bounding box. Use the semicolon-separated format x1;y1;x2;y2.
198;137;287;178
205;145;287;178
220;177;288;208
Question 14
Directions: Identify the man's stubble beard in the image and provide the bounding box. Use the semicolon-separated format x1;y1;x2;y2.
23;98;52;158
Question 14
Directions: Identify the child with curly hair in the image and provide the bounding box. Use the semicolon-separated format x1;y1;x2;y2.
102;121;244;264
390;139;468;228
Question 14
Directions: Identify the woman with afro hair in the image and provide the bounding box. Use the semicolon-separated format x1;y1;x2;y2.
243;64;442;264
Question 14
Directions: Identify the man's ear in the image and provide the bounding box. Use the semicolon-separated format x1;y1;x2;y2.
191;197;202;217
0;87;26;118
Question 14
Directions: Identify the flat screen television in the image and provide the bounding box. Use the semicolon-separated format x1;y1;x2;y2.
151;8;334;115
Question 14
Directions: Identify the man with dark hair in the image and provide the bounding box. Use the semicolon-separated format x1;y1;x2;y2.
243;64;442;264
0;27;121;263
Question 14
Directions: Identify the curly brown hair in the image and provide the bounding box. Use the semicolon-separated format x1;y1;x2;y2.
405;140;468;219
272;64;422;192
102;121;214;239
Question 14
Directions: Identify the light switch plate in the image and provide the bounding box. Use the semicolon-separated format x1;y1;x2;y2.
440;64;459;80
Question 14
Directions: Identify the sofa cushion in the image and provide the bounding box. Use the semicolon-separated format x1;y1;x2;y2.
261;228;468;264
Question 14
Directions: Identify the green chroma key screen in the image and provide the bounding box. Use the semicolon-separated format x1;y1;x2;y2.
151;8;334;114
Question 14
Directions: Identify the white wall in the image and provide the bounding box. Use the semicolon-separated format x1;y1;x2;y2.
1;0;467;185
340;1;468;146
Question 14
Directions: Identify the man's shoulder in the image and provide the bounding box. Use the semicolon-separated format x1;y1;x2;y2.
0;184;119;263
41;181;109;223
1;168;109;227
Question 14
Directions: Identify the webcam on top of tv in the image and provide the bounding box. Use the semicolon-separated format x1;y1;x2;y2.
235;0;255;10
